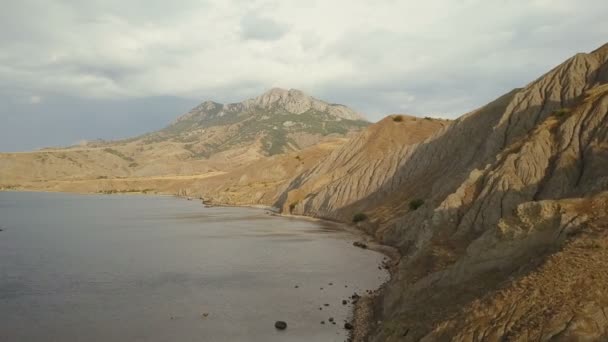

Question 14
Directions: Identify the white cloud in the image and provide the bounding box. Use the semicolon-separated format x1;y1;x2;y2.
29;95;42;104
0;0;607;119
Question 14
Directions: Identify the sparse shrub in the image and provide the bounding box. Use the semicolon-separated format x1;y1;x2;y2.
553;108;571;118
96;176;108;179
128;162;139;167
289;201;298;212
392;115;404;122
409;199;424;211
352;213;368;223
103;148;134;162
424;117;433;120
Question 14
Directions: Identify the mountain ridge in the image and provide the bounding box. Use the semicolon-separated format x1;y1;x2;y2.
147;87;369;158
173;87;366;124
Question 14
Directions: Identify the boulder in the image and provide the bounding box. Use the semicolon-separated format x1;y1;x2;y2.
274;321;287;330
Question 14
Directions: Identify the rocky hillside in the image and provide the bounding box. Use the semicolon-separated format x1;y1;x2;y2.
142;87;368;157
278;115;450;215
276;43;608;341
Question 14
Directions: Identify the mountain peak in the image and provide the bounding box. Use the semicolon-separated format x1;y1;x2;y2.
252;87;307;106
245;88;366;121
164;87;369;157
259;87;293;97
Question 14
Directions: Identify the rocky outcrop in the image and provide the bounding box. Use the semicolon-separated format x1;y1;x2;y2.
374;192;608;341
178;88;366;122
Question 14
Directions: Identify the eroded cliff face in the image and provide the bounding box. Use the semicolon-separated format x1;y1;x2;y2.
277;43;608;341
277;115;450;218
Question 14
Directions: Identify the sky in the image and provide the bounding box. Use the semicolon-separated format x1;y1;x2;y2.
1;0;607;151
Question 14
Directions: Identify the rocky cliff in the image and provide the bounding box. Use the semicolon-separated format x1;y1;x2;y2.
276;43;608;341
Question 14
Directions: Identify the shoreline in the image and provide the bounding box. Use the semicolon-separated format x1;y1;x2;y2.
3;189;399;341
202;200;401;341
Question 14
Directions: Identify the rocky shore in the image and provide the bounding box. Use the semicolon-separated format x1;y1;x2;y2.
200;198;401;341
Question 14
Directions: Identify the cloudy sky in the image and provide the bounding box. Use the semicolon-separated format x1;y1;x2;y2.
1;0;607;151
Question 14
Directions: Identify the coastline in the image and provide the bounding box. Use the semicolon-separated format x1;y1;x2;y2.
203;200;401;341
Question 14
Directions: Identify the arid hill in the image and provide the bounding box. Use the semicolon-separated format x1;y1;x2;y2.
275;43;608;341
278;114;450;215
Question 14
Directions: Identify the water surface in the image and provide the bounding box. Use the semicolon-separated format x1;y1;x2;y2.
0;192;387;341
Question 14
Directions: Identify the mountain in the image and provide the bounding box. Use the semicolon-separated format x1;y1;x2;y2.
0;89;368;189
274;43;608;341
142;87;368;157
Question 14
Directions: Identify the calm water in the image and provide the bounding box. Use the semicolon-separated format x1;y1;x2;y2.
0;192;387;342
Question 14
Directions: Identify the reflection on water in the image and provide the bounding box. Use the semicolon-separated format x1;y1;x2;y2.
0;192;388;342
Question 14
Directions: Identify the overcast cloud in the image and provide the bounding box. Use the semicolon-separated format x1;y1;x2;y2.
1;0;607;151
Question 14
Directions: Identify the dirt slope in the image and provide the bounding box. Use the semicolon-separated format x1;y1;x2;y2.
277;114;450;215
275;43;608;341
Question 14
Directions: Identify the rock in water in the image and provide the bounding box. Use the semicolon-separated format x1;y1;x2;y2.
353;241;368;249
274;321;287;330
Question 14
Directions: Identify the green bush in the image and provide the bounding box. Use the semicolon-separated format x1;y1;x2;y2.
409;199;424;211
289;202;298;212
352;213;368;223
392;115;403;122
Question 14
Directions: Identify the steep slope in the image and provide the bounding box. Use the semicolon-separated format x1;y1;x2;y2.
0;89;368;188
278;115;450;215
276;43;608;341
